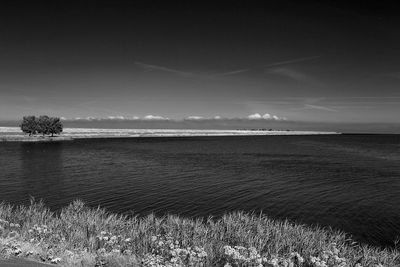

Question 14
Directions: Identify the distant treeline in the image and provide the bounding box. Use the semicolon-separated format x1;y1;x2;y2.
20;115;63;137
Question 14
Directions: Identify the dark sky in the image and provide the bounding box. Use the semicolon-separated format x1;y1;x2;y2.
1;1;400;130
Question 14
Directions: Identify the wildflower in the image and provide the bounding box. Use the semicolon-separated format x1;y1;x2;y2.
7;231;19;239
50;257;62;264
123;249;132;255
111;249;120;254
269;258;279;267
13;247;22;256
26;251;33;256
290;252;304;264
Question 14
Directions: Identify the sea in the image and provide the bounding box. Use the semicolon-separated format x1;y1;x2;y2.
0;134;399;247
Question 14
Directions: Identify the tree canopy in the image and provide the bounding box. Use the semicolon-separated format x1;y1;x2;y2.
20;116;38;136
20;115;63;136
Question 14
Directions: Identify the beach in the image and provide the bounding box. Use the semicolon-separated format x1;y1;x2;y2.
0;127;340;142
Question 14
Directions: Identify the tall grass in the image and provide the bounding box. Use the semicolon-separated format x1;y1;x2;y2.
0;200;399;266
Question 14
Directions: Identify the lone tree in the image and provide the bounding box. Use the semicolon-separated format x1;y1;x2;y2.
20;116;38;136
20;115;63;137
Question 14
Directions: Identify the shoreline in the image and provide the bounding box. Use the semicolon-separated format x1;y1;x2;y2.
0;200;398;266
0;127;340;142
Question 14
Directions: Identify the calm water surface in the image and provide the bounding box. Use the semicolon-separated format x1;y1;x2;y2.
1;134;399;247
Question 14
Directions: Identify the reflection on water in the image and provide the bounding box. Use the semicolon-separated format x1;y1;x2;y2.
0;134;400;247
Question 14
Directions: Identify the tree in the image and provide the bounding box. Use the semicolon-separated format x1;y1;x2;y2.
37;115;51;136
48;117;63;136
20;116;38;136
20;115;63;137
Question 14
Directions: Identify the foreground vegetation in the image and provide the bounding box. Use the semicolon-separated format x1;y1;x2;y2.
0;200;399;266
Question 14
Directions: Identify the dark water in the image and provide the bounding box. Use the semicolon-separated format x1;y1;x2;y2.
1;135;400;247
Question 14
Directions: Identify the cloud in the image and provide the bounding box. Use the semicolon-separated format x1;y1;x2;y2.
267;68;312;82
68;116;139;121
135;62;194;76
248;113;262;119
210;69;249;77
64;113;287;122
247;113;282;120
266;68;325;87
134;56;319;80
135;62;249;78
262;113;271;119
135;62;195;77
107;116;125;120
143;115;170;120
265;56;320;68
86;116;98;121
185;116;204;120
304;104;338;112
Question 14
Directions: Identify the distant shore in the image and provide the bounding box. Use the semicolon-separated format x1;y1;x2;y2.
0;127;340;142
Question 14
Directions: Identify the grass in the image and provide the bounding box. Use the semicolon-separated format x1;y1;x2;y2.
0;200;399;266
0;135;73;142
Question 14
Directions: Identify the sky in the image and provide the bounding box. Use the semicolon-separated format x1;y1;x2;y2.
1;1;400;132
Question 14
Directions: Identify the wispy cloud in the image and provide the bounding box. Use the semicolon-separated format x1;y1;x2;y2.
265;56;320;68
134;62;195;77
304;104;338;112
135;56;319;80
267;67;319;84
209;69;250;77
135;62;249;78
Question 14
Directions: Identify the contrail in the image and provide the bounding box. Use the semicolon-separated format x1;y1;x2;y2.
135;56;320;78
265;56;320;68
134;62;195;77
210;69;250;77
304;104;338;112
135;62;249;78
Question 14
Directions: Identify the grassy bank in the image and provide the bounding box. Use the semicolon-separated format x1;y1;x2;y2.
0;135;73;142
0;200;398;266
